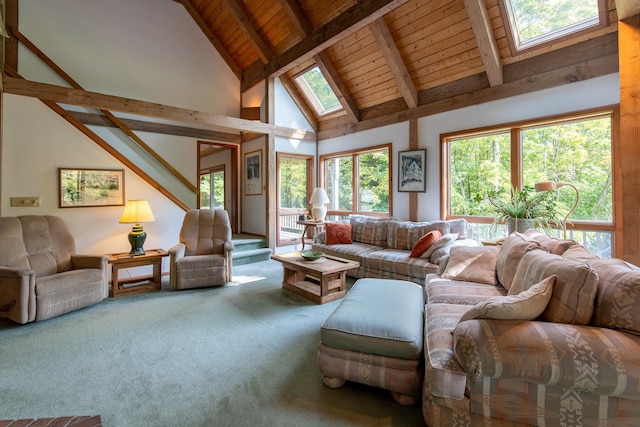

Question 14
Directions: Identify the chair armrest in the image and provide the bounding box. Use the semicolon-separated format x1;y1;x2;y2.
168;243;186;260
454;319;640;398
71;254;108;270
224;241;234;252
0;266;36;324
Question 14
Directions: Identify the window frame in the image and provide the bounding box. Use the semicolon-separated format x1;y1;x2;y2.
319;143;393;218
499;0;609;54
293;65;343;117
441;106;617;237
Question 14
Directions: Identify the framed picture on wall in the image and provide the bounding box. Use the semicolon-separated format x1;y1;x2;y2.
244;150;262;195
59;168;125;207
398;149;426;192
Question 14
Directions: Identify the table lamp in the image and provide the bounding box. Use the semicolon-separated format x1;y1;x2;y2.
309;187;330;222
534;181;579;239
119;200;155;256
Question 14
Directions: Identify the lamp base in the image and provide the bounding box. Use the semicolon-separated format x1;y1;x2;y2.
312;205;327;222
127;224;147;256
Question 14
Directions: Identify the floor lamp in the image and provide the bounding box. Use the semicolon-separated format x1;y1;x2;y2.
534;181;579;239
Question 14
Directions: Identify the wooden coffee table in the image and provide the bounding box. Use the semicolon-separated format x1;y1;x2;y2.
271;252;359;304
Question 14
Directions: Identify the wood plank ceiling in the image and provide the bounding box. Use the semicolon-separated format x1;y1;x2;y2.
183;0;622;140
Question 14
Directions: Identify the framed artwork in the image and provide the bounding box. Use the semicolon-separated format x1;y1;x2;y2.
59;168;125;208
244;150;262;195
398;149;426;192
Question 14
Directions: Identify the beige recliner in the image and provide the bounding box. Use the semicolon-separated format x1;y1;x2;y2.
168;209;234;290
0;215;108;324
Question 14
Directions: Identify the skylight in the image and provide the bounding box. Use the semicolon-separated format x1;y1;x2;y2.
503;0;601;50
295;66;342;116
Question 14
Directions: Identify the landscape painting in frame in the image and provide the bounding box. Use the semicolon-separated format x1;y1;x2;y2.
244;150;262;195
59;168;125;208
398;149;426;192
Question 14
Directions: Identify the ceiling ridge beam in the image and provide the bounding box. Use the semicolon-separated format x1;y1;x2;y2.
464;0;503;86
2;76;317;141
241;0;408;91
369;17;418;108
12;28;197;194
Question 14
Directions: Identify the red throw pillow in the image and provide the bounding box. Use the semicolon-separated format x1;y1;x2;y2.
410;230;442;258
326;223;352;245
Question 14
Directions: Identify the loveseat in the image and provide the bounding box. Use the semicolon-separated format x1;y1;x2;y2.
422;229;640;426
312;215;477;285
0;215;108;324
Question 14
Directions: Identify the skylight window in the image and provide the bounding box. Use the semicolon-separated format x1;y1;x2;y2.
295;66;342;116
503;0;602;50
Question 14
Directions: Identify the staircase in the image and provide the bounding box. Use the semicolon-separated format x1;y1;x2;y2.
231;234;272;266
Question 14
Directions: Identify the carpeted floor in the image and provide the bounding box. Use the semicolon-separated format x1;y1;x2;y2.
0;259;425;427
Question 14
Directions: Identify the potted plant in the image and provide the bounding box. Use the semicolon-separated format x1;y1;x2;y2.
485;185;561;234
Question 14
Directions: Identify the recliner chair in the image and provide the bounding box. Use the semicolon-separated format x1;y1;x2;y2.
168;209;234;290
0;215;108;324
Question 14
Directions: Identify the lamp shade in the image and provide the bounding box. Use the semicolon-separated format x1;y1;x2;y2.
534;181;556;192
119;200;155;224
309;188;330;204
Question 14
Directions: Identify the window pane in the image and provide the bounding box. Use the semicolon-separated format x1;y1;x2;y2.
358;150;389;213
199;174;211;209
296;67;341;115
212;171;224;209
326;156;353;211
506;0;600;48
522;116;612;221
449;132;511;216
279;157;308;209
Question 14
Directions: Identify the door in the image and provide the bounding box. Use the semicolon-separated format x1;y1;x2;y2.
277;153;313;247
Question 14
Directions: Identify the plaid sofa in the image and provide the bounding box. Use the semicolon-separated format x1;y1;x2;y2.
312;216;474;286
422;230;640;426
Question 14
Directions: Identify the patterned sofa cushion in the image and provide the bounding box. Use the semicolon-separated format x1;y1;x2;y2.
361;249;439;283
590;258;640;335
509;250;598;325
524;228;578;254
349;215;390;246
425;274;507;305
495;232;544;291
386;220;451;250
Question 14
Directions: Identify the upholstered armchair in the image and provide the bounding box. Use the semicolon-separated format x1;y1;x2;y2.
168;209;234;290
0;215;108;324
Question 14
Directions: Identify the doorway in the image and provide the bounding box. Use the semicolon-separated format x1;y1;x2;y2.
198;141;239;233
276;153;313;247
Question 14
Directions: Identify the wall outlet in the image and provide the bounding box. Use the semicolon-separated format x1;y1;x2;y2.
10;197;41;207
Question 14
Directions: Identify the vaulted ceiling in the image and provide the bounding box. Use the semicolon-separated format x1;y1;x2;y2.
180;0;622;140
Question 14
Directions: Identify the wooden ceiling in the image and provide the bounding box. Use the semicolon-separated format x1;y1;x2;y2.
180;0;621;140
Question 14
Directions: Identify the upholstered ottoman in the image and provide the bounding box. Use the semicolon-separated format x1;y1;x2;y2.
317;278;425;405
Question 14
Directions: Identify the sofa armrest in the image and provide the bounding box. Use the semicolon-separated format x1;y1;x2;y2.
71;254;108;270
0;266;36;324
454;319;640;398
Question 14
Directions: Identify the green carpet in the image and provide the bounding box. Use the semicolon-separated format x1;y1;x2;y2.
0;259;424;427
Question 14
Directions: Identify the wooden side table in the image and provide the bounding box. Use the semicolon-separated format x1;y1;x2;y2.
107;248;168;298
296;220;326;250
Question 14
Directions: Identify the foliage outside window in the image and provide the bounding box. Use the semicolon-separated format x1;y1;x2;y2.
321;145;391;216
279;156;310;210
503;0;602;51
199;168;225;209
295;66;342;116
443;110;613;257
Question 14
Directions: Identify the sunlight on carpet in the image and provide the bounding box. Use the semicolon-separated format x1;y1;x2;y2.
226;274;268;286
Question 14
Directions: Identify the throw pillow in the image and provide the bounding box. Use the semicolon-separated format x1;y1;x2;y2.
421;233;458;259
524;228;577;255
325;223;352;245
459;275;556;322
441;245;500;285
495;232;543;291
409;230;442;258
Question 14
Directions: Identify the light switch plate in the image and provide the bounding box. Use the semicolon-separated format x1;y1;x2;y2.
10;197;41;207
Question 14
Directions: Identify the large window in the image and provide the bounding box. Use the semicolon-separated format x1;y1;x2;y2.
320;144;391;217
443;109;614;257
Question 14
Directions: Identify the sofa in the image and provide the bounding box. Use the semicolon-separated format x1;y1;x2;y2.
312;215;477;285
422;229;640;426
0;215;108;324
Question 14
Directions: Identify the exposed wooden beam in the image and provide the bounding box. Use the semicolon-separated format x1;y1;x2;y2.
179;0;242;79
241;106;261;121
241;0;408;91
369;18;417;108
279;0;360;123
615;0;640;20
220;0;272;63
318;51;618;139
67;111;241;143
464;0;503;86
314;52;360;122
12;29;197;193
2;76;317;141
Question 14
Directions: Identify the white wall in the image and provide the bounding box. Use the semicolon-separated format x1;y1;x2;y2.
2;0;240;273
320;73;621;221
